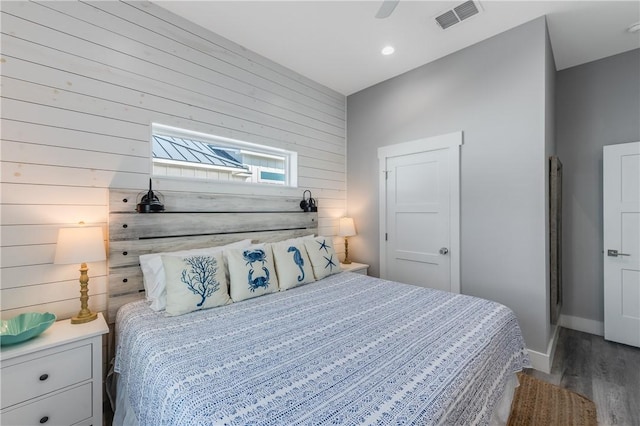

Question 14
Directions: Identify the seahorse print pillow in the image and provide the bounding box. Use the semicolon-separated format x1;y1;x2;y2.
272;240;315;291
162;252;231;316
304;236;340;280
226;244;279;302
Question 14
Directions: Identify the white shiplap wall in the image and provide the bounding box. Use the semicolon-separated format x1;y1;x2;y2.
0;1;346;321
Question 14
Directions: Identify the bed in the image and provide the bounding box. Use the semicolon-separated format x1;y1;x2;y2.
108;189;530;425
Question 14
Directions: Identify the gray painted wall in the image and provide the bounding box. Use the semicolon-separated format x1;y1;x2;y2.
347;17;553;352
556;48;640;324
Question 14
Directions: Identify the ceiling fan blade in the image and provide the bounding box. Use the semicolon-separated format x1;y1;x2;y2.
375;0;399;19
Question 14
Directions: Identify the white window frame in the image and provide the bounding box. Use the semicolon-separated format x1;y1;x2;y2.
151;123;298;187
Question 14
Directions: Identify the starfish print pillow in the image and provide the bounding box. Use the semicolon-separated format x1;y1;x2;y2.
304;237;340;280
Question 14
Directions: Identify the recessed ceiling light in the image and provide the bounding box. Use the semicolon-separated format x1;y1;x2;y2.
381;46;395;56
628;22;640;33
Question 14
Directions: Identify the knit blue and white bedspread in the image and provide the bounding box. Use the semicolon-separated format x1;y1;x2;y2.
114;272;530;425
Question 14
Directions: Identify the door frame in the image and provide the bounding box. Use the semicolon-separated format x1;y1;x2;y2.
378;131;463;293
603;140;640;346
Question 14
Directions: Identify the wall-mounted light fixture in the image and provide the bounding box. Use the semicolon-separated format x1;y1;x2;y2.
136;179;165;213
300;190;317;212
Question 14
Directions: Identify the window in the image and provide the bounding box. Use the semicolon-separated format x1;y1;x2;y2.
151;124;297;187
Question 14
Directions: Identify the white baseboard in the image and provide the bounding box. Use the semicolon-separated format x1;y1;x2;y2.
559;314;604;336
526;324;560;374
527;316;605;373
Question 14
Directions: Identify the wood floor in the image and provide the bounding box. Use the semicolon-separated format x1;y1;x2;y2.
527;327;640;425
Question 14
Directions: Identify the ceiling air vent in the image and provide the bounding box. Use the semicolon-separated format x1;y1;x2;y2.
435;1;481;30
435;10;460;30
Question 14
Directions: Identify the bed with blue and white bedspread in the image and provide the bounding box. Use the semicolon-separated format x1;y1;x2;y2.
114;272;530;425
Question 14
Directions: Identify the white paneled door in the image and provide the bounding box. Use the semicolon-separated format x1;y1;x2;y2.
604;141;640;348
378;132;461;293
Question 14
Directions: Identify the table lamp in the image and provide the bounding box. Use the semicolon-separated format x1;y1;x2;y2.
54;225;106;324
338;217;356;264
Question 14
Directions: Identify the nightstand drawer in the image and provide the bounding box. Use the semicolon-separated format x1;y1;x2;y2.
1;382;92;426
1;344;92;409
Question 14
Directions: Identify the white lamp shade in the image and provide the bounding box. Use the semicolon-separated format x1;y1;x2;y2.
54;227;106;265
338;217;356;237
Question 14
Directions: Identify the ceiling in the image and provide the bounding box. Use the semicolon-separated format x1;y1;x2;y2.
154;1;640;95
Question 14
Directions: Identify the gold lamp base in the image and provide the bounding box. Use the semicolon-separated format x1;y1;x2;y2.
71;312;97;324
71;262;97;324
343;237;352;264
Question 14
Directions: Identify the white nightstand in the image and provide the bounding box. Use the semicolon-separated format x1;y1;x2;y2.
1;313;109;426
340;262;369;275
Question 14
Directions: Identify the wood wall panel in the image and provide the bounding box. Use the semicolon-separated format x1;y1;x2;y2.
0;1;346;322
1;120;150;157
2;277;108;311
1;263;108;290
1;139;148;172
1;184;108;206
2;11;344;147
92;1;345;113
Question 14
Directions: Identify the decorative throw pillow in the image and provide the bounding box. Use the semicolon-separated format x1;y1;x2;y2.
161;252;231;316
304;236;340;280
227;244;279;302
139;239;252;311
272;240;315;291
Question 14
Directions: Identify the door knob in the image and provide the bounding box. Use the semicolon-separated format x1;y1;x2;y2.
607;249;630;257
439;247;449;255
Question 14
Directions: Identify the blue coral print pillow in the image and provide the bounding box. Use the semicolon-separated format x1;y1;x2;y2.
304;237;340;280
226;244;279;302
272;240;315;291
162;252;231;316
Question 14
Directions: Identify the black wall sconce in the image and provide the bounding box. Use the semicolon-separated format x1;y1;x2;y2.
136;179;165;213
300;190;317;212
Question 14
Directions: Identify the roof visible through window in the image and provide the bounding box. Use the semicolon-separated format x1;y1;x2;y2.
151;124;297;187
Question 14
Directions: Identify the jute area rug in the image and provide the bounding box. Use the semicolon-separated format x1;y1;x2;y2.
507;373;598;426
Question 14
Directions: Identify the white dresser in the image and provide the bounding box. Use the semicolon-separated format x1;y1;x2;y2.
1;313;108;426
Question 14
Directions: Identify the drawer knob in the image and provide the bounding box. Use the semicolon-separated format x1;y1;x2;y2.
40;416;49;424
39;374;49;381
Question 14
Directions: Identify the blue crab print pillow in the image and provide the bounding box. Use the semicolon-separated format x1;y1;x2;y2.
161;252;231;316
226;244;279;302
304;237;340;280
272;240;314;291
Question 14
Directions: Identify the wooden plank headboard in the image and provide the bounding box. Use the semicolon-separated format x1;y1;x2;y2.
107;188;317;324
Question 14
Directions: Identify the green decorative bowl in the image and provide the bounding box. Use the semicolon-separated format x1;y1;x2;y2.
0;312;57;346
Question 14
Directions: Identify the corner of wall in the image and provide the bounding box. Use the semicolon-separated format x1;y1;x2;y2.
527;323;560;374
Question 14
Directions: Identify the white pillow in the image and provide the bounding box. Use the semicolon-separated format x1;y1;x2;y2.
272;240;315;291
278;234;315;245
162;252;231;316
139;239;252;311
304;236;340;280
227;244;279;302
